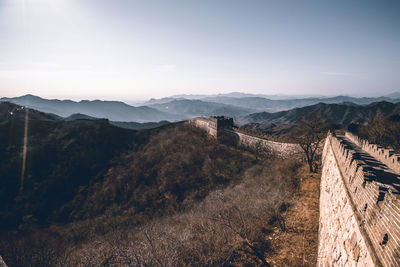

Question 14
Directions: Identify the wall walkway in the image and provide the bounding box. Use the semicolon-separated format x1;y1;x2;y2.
318;133;400;267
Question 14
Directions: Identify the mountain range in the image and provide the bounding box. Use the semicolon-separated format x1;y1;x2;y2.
0;94;254;123
64;113;170;130
1;93;399;125
167;91;400;100
239;101;400;126
146;95;400;113
0;94;180;123
147;99;254;117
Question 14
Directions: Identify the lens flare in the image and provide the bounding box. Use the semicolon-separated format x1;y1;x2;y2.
19;107;29;192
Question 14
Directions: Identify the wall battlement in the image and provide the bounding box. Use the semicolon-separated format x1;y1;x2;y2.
345;131;400;175
319;132;400;266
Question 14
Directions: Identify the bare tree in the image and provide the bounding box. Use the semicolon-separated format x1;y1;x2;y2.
209;203;272;266
366;115;400;152
295;115;326;173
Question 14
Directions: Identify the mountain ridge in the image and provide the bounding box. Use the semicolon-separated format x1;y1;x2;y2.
145;94;400;113
0;94;182;123
238;101;400;126
3;94;400;126
148;98;255;117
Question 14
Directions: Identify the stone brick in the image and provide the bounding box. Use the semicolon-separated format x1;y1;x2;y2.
319;132;400;267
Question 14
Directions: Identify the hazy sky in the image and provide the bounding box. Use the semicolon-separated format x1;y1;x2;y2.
0;0;399;100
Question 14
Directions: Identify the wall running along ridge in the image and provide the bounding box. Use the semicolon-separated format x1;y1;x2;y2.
188;117;300;158
190;117;400;265
189;117;218;137
319;132;400;267
224;129;300;158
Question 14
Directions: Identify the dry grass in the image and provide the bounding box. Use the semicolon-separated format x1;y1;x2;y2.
266;164;320;266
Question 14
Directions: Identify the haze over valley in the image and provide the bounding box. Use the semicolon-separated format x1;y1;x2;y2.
2;92;399;125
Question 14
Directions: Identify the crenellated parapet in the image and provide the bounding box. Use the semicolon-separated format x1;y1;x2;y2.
345;131;400;175
321;132;400;266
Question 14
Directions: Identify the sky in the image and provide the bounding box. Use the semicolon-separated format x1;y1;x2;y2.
0;0;399;101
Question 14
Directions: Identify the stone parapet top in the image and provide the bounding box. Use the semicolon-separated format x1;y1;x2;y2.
326;131;400;266
345;131;400;175
329;132;400;195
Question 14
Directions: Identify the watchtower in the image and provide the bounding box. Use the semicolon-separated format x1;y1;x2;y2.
208;116;234;131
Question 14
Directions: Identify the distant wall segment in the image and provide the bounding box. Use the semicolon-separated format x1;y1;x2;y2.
188;117;300;158
224;129;300;158
189;117;218;138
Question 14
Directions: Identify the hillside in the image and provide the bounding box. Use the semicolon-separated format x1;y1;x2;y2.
0;102;62;122
1;94;182;122
0;102;268;228
0;103;318;266
0;102;145;228
65;113;170;130
110;120;170;130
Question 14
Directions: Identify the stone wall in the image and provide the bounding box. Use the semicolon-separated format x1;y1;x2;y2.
319;132;400;266
189;117;217;137
319;136;377;266
224;129;300;158
189;117;300;158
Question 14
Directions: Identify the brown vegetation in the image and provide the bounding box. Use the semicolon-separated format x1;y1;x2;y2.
351;114;400;152
1;157;321;266
1;118;320;266
267;163;320;266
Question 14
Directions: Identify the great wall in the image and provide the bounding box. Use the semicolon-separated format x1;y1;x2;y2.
191;116;400;266
189;116;300;158
319;132;400;266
